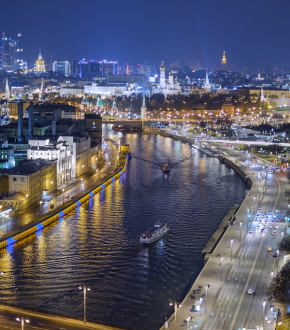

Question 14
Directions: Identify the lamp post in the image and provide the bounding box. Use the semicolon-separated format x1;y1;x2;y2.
16;316;30;330
205;284;209;313
169;301;182;329
39;200;43;215
79;285;90;323
239;222;242;243
230;239;233;261
262;300;266;330
62;188;64;204
277;250;280;274
220;257;224;281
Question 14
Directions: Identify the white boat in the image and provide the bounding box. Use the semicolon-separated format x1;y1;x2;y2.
140;223;169;244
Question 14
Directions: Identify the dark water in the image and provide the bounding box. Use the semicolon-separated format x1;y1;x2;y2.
0;127;248;330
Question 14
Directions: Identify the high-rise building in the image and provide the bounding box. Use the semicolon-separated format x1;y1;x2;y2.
2;32;12;72
100;60;117;76
34;49;46;73
52;61;70;75
221;51;227;68
72;60;80;77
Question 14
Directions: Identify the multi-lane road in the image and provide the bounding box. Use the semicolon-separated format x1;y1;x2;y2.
167;142;288;330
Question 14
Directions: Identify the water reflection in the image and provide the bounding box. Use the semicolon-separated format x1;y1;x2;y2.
1;127;248;330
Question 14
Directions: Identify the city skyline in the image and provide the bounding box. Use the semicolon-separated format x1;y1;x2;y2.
2;0;290;70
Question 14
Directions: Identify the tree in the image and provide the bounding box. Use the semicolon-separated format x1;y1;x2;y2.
279;235;290;251
268;262;290;304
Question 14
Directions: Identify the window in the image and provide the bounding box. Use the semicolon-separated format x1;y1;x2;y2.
21;178;25;182
13;177;17;181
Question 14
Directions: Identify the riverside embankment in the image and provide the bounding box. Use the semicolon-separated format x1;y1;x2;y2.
146;131;257;330
0;149;129;250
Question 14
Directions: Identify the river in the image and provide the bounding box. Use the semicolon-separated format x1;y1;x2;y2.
0;125;248;330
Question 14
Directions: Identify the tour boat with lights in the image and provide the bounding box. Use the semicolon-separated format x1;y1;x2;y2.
140;223;169;244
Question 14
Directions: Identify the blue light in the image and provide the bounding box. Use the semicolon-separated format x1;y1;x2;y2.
112;177;115;181
76;201;81;207
7;237;16;245
59;211;65;217
36;223;44;231
89;192;94;197
101;184;106;188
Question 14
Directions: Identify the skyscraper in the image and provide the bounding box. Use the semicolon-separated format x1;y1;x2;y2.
34;49;46;73
52;61;70;75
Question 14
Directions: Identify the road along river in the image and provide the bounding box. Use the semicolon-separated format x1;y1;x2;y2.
0;126;248;330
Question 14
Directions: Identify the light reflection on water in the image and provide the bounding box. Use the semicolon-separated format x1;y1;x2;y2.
0;127;248;330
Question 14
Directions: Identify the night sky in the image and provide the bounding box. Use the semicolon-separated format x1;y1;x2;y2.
2;0;290;70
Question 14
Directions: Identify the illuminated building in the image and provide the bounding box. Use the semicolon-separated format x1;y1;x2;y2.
72;60;80;77
100;60;117;76
1;32;12;71
52;61;70;76
221;51;227;69
34;49;46;73
156;61;180;95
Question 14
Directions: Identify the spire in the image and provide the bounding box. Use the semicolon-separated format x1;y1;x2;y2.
39;47;42;59
259;87;266;102
4;78;10;100
204;69;210;92
221;51;227;65
141;94;147;120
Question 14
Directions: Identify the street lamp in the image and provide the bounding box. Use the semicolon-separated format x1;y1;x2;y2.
230;239;233;261
258;187;261;205
169;301;182;329
262;300;266;330
205;284;210;313
79;285;90;323
239;222;242;243
220;257;224;281
62;188;64;204
277;250;280;274
16;317;29;330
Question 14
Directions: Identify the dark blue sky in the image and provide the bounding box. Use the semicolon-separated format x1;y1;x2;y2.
2;0;289;70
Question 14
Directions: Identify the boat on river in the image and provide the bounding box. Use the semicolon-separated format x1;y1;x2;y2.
162;164;170;173
140;223;169;244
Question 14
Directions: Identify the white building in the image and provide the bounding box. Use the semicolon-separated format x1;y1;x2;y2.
64;135;91;179
156;61;181;95
27;136;72;186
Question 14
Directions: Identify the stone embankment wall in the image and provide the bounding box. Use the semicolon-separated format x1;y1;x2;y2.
217;155;252;188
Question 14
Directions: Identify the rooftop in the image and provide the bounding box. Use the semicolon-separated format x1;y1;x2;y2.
1;159;55;176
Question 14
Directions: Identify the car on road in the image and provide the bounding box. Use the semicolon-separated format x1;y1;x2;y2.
249;229;253;233
269;225;273;229
272;231;277;235
267;247;272;251
268;211;272;215
273;252;278;257
274;225;279;229
277;218;281;221
247;288;253;294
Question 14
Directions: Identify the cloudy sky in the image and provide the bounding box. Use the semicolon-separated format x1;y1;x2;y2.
2;0;289;70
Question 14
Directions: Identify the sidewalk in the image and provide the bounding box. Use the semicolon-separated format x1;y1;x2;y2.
162;140;277;330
